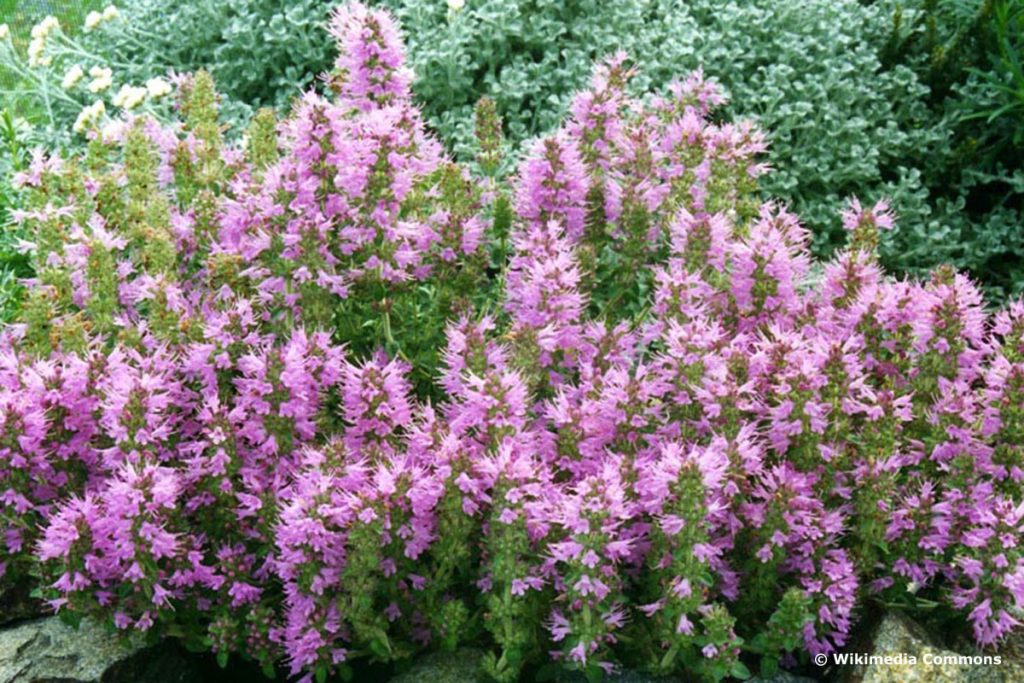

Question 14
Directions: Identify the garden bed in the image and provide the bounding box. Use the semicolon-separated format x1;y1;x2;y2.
0;2;1023;682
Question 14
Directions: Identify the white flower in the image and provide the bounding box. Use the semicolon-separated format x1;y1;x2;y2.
87;66;113;93
447;0;465;11
84;11;103;32
112;84;147;110
27;37;47;68
62;64;85;90
102;5;120;22
73;112;89;134
125;89;146;110
73;100;106;134
145;77;172;99
30;16;59;40
0;24;10;41
72;111;87;133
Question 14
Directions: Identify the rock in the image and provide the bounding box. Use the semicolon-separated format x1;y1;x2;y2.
0;616;200;683
850;612;1024;683
388;648;486;683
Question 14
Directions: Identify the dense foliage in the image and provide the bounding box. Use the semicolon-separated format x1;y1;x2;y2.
358;0;1024;300
2;3;1024;682
2;0;1022;300
0;1;331;142
0;109;29;320
385;0;946;256
878;0;1024;299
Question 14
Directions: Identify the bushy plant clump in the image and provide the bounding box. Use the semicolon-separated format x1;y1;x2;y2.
3;5;1024;682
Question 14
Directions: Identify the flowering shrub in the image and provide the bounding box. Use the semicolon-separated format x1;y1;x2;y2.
3;0;1023;302
3;4;1024;682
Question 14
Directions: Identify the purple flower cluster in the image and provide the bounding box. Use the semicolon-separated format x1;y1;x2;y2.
3;4;1024;681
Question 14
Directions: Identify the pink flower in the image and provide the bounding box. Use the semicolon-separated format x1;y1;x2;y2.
841;197;896;232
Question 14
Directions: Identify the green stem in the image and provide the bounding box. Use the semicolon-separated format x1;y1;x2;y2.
659;641;680;671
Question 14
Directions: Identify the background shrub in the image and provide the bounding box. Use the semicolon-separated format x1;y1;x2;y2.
0;0;333;141
385;0;948;261
877;0;1024;298
95;0;334;122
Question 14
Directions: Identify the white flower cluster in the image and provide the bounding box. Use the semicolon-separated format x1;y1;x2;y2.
113;83;147;110
27;16;60;68
145;77;172;99
84;5;121;33
73;100;106;134
31;16;60;38
61;64;85;90
0;24;10;41
63;61;171;115
87;66;113;93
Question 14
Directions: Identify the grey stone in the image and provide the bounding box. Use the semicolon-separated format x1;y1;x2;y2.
851;612;1024;683
0;616;200;683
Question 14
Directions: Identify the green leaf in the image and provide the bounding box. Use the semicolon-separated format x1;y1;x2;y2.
731;660;753;680
369;636;392;660
534;662;559;682
58;610;82;630
584;663;604;683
